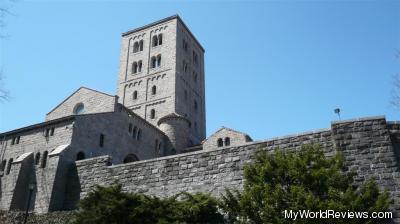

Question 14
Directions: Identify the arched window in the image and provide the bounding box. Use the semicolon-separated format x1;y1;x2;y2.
99;134;105;147
158;34;163;45
137;129;142;140
139;40;144;51
150;109;155;119
156;55;162;67
1;160;6;172
132;62;138;74
41;151;48;168
132;126;137;138
152;35;158;47
35;152;41;165
76;151;85;161
138;61;142;72
133;91;138;100
193;73;198;83
6;158;13;175
155;139;159;154
151;85;157;95
224;137;231;146
129;123;133;133
73;103;84;115
151;57;157;68
123;154;139;163
217;138;223;147
133;42;139;53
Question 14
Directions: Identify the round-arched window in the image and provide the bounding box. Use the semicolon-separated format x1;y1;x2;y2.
73;103;85;115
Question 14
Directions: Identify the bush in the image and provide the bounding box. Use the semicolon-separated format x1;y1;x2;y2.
73;185;224;224
220;145;390;224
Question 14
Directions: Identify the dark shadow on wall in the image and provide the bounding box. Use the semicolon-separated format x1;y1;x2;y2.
62;164;81;210
10;156;37;211
389;131;400;171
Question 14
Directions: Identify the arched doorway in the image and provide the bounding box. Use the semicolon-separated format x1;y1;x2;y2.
123;154;139;164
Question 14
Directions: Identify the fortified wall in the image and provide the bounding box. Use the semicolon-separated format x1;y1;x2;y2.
76;116;400;221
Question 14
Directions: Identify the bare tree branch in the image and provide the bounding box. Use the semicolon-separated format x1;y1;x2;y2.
0;72;10;102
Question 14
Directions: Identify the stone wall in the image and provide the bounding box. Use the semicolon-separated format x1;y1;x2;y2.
0;211;73;224
76;116;400;222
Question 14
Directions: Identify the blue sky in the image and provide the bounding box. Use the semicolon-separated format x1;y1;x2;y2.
1;0;399;141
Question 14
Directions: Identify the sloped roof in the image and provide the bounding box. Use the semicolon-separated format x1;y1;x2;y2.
203;127;252;143
46;86;115;115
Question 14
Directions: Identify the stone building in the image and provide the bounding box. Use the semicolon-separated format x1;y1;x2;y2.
1;15;400;222
0;15;251;213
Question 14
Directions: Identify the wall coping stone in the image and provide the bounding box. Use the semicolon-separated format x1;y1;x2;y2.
14;152;33;163
331;115;386;125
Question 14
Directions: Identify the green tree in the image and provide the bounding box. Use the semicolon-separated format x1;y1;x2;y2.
73;184;224;224
220;145;390;224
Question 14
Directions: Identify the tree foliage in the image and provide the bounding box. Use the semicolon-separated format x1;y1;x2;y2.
73;184;224;224
220;145;390;224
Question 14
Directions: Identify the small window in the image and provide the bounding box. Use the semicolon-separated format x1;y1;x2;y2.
45;128;50;137
123;154;139;163
158;34;163;45
133;42;139;53
73;103;85;115
139;40;144;51
76;151;85;161
193;51;198;65
183;40;188;51
35;152;41;165
11;137;15;145
6;158;13;175
133;91;138;100
132;126;137;138
50;127;55;136
151;57;157;68
152;35;158;47
225;137;231;146
194;100;198;111
129;123;133;133
151;85;157;95
150;109;155;119
138;61;142;72
193;72;198;83
155;139;159;153
132;62;138;74
156;55;162;67
137;129;141;140
217;138;223;147
1;160;6;172
99;134;105;147
184;90;188;101
15;136;20;144
183;61;188;72
41;151;48;168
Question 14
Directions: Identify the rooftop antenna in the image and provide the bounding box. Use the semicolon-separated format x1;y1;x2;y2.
334;108;341;120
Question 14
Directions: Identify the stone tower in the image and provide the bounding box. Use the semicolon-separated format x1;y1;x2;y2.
117;15;206;151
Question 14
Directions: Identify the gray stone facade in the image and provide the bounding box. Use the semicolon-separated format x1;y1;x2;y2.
1;15;400;223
